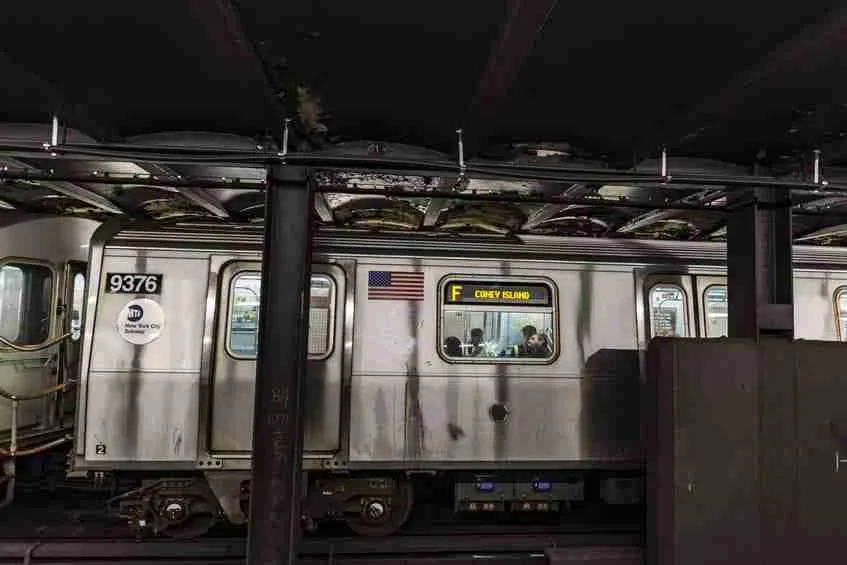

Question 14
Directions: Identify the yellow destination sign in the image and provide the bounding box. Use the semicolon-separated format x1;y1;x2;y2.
445;281;550;306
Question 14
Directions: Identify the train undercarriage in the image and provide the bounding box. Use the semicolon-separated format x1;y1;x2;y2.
110;470;642;539
2;442;643;539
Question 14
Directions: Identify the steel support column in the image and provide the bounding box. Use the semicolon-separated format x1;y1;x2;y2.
246;165;313;565
727;187;793;338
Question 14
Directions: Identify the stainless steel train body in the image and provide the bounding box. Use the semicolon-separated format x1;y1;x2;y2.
65;221;847;533
5;215;847;534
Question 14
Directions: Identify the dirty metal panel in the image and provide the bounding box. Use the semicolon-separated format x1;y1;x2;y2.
83;251;208;463
346;258;640;466
347;374;413;462
793;273;846;340
83;369;200;462
88;253;208;372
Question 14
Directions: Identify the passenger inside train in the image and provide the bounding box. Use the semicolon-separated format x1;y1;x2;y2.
442;324;553;359
468;328;486;356
500;325;552;357
444;336;463;357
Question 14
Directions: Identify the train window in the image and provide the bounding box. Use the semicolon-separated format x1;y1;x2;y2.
0;265;22;342
648;284;688;338
226;272;336;359
836;287;847;341
703;285;728;338
70;273;85;341
0;262;53;346
439;278;556;362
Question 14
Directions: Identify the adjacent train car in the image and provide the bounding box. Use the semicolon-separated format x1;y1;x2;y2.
56;219;847;537
0;214;99;507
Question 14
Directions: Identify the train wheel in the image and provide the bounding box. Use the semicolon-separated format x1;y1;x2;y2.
149;481;221;539
344;478;414;536
160;510;218;539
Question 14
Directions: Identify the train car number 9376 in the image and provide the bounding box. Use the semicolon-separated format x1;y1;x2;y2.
105;273;163;294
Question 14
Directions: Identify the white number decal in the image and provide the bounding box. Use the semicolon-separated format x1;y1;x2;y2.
105;273;161;294
143;276;158;293
108;274;123;292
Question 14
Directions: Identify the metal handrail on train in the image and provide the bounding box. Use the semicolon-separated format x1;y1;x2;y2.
0;332;72;455
0;332;71;353
0;332;75;509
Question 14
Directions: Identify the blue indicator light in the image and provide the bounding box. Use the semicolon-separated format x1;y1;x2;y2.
476;481;496;492
532;480;552;492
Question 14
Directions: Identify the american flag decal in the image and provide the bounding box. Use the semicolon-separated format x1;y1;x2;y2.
367;271;425;301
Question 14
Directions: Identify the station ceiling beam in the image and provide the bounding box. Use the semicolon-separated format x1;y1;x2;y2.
657;4;847;150
422;198;447;227
187;0;303;148
0;156;126;215
312;193;335;223
0;51;116;141
6;143;847;194
615;189;725;236
139;162;231;219
520;184;592;230
463;0;560;152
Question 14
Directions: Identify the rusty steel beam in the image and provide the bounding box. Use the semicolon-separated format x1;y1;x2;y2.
185;0;285;127
464;0;560;148
246;165;313;565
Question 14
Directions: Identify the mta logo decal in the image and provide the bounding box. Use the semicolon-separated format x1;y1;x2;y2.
127;305;144;322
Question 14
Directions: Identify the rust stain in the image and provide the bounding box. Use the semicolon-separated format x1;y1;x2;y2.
447;423;465;441
171;428;183;455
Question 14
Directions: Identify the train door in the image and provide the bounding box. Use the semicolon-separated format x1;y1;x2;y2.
208;260;347;460
694;276;727;338
642;274;695;344
58;261;87;422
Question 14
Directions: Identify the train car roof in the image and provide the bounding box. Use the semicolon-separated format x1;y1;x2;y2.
89;219;847;270
2;2;847;244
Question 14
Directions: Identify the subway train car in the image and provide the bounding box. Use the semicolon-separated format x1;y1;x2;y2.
49;219;847;537
0;214;99;508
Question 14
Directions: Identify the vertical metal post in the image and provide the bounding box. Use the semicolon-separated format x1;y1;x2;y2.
456;128;466;175
726;186;793;339
246;165;313;565
9;399;18;456
50;115;59;147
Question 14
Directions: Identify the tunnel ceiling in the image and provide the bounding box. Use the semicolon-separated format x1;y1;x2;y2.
3;2;847;243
